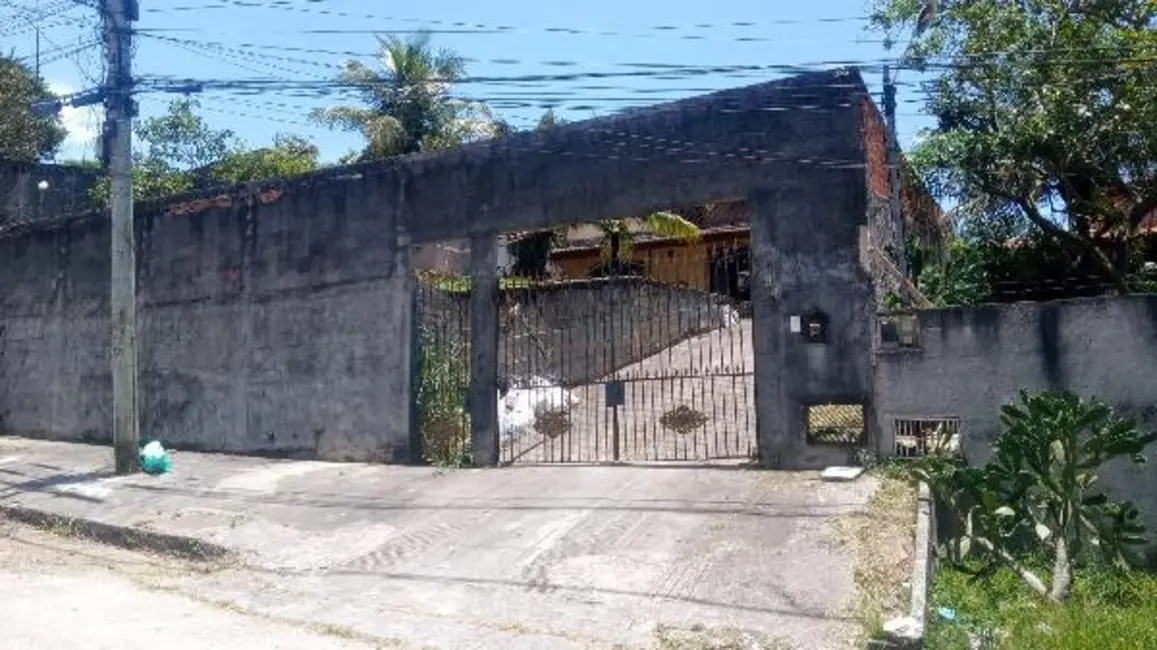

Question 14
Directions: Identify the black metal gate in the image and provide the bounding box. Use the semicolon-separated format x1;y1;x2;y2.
497;252;756;464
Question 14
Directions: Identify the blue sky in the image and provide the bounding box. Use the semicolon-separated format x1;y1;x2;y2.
2;0;933;163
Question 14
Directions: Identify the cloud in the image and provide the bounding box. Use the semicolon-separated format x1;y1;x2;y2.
47;79;102;160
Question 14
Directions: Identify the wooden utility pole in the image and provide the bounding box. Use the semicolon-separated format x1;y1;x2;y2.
103;0;140;474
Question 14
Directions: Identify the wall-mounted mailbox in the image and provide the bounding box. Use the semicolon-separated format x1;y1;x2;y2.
801;309;829;344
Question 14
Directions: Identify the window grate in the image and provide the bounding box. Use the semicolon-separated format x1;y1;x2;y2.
893;418;960;458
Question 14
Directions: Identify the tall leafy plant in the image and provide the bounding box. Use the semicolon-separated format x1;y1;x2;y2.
913;391;1156;603
414;309;471;467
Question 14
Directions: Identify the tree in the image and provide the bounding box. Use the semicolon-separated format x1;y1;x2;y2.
94;97;239;204
91;99;318;206
0;54;66;162
212;134;319;184
135;98;236;171
592;213;702;274
870;0;1157;292
912;391;1156;603
312;31;501;161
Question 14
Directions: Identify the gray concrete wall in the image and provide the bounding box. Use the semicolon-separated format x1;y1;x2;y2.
0;162;99;227
874;296;1157;529
0;180;415;462
418;278;728;387
1;68;915;467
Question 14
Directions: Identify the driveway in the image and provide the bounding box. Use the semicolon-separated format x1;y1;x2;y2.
1;438;875;649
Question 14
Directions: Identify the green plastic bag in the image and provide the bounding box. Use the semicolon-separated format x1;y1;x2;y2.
139;439;172;475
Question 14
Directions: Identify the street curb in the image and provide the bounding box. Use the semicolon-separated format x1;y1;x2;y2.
0;504;237;563
909;482;936;625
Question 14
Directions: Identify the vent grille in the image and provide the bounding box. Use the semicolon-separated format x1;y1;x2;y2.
893;418;960;458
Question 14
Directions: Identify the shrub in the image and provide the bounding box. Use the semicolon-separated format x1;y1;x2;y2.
911;390;1157;603
415;321;471;467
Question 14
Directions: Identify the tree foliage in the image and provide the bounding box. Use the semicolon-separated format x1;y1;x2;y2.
312;31;501;161
0;54;67;162
212;134;320;184
870;0;1157;291
91;99;319;206
912;213;1114;305
135;98;236;171
912;391;1156;603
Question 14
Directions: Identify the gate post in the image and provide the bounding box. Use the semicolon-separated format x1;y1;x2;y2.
469;230;500;466
748;189;793;468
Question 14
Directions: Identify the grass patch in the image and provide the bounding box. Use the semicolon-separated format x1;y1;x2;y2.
421;274;541;293
928;562;1157;649
830;476;917;643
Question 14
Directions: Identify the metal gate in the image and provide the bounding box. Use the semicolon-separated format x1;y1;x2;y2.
497;252;756;464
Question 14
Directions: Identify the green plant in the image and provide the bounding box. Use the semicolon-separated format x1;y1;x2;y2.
415;324;471;467
870;0;1157;292
929;561;1157;650
912;391;1157;603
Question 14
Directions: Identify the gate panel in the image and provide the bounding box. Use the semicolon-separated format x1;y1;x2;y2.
498;249;755;464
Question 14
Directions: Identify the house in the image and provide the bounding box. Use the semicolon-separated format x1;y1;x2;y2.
547;201;753;296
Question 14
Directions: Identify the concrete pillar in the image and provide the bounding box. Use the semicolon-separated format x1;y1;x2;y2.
748;188;794;468
748;173;878;470
469;231;500;466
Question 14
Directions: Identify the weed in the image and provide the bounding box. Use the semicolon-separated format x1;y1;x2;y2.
414;314;472;468
830;477;917;645
928;562;1157;649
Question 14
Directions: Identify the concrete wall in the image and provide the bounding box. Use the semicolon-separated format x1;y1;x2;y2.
0;69;931;467
0;180;415;462
0;161;99;227
874;296;1157;529
418;278;729;387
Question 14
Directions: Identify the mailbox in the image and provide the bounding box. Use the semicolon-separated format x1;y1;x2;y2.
801;309;829;344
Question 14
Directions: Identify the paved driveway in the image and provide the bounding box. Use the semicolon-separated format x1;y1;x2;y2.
1;438;875;649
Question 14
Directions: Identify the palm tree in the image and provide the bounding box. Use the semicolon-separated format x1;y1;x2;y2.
311;31;501;161
592;212;701;275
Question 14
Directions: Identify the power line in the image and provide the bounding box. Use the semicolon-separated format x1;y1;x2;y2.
137;0;868;39
0;0;103;84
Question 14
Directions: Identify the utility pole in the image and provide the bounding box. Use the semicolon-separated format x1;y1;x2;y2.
103;0;140;475
882;64;909;278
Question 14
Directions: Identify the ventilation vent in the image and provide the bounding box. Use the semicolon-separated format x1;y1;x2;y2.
893;418;960;458
806;404;865;446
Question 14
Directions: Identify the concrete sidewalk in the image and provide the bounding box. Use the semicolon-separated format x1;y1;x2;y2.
0;436;877;649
